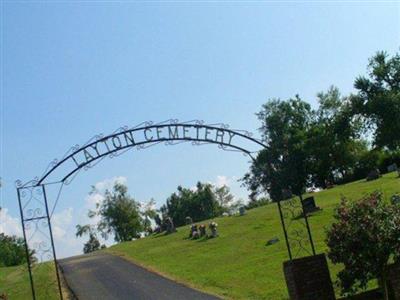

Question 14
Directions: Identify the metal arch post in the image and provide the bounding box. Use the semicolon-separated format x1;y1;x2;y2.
299;194;316;256
42;185;64;300
17;187;36;300
277;200;292;260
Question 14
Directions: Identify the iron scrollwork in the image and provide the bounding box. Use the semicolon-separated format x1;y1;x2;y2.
16;184;63;300
36;120;267;186
277;196;316;260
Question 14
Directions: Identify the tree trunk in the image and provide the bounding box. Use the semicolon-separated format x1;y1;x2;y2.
381;271;390;300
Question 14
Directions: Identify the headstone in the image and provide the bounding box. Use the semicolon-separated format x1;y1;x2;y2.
185;216;193;225
209;222;218;238
367;169;381;181
199;224;206;237
388;163;398;173
324;180;334;189
283;254;335;300
222;212;229;217
302;197;321;215
192;230;199;239
239;206;246;216
165;217;176;234
266;237;279;246
189;224;198;238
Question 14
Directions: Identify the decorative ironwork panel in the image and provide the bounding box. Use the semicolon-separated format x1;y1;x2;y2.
17;183;63;300
277;196;316;260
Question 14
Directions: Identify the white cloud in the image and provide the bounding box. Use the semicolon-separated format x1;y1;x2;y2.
86;193;104;207
215;175;231;188
0;208;22;236
51;207;73;240
94;176;127;192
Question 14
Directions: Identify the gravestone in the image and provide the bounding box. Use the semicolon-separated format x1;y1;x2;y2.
199;224;206;237
367;169;381;181
324;180;334;189
185;216;193;225
189;224;198;238
209;222;218;238
301;197;321;215
387;163;398;173
283;254;335;300
165;217;176;234
266;237;279;246
239;206;246;216
192;230;199;239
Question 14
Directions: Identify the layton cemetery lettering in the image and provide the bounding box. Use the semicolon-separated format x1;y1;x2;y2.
71;124;237;168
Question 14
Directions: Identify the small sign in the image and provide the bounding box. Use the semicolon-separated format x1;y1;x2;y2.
302;197;320;215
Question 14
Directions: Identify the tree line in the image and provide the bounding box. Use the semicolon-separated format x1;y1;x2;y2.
243;51;400;201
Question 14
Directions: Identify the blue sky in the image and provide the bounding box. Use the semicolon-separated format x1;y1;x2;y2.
1;2;399;258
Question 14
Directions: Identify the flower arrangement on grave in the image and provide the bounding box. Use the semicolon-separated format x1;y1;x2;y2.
190;224;199;239
208;222;218;238
199;224;206;237
192;231;199;239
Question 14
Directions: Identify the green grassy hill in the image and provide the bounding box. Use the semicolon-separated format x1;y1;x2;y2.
108;172;400;300
0;262;64;300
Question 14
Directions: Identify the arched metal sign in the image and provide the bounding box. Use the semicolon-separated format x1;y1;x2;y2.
15;119;315;300
37;120;266;185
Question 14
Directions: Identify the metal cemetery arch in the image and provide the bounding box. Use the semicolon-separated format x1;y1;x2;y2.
16;120;315;300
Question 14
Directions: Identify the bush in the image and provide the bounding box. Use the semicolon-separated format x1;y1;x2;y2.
161;182;223;227
0;233;28;267
326;192;400;299
245;197;270;210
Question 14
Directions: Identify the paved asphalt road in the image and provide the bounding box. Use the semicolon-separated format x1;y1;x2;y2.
59;252;220;300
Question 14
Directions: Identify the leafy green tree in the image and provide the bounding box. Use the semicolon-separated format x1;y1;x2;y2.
77;183;144;246
96;183;143;242
214;185;234;211
0;233;26;267
308;86;364;187
161;182;222;227
75;224;102;253
83;234;101;254
245;197;270;210
243;96;313;201
326;192;400;299
352;51;400;150
141;198;157;235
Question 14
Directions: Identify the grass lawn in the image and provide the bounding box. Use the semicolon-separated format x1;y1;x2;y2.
0;261;68;300
108;172;400;300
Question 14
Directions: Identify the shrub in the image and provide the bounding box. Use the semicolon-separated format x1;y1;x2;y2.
326;192;400;299
0;233;32;267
